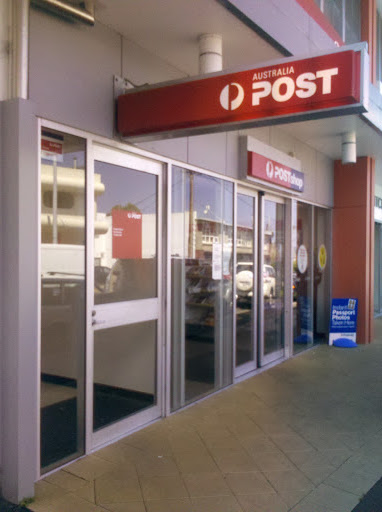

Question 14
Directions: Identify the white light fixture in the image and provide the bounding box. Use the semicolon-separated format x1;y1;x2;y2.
341;131;356;164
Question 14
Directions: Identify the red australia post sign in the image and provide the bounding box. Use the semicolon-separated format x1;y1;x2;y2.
112;209;142;259
117;49;364;139
247;151;304;192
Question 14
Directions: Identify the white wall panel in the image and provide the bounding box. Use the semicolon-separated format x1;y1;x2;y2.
29;9;120;138
122;38;186;86
138;138;188;163
188;132;227;174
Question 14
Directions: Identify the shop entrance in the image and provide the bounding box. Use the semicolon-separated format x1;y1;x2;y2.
90;145;163;450
40;131;163;472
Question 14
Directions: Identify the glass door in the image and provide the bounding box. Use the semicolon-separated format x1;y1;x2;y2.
89;145;162;449
292;202;314;353
235;188;258;377
259;195;286;366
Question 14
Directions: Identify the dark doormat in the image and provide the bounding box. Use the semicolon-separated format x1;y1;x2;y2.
352;476;382;511
40;397;78;469
93;384;154;430
0;497;32;511
41;386;154;468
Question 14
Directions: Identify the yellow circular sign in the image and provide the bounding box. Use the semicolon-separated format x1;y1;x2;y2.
318;244;327;271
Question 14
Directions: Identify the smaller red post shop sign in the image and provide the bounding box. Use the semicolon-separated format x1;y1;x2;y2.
112;209;142;259
117;49;361;138
248;151;304;192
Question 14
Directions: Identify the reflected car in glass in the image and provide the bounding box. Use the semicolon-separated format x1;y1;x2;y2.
236;262;276;302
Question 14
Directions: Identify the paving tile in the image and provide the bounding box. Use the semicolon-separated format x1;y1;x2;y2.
287;448;352;469
182;471;231;497
64;454;119;481
29;492;109;512
298;465;337;485
71;481;96;503
145;498;193;512
95;441;143;467
296;483;360;512
139;475;189;500
253;450;295;471
30;480;69;510
276;489;311;509
324;465;380;497
212;449;258;473
271;433;315;453
263;469;314;493
173;450;219;473
191;495;243;512
135;454;180;477
236;492;288;512
44;470;89;492
239;435;279;455
104;502;147;512
225;471;274;495
95;468;143;504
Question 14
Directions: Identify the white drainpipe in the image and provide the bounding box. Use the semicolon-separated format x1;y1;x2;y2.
199;33;223;74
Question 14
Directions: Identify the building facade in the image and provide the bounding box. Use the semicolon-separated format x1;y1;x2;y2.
1;0;382;503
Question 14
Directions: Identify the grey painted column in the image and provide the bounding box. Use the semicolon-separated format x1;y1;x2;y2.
1;98;38;503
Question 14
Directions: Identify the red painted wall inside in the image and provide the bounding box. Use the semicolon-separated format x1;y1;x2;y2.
333;157;375;344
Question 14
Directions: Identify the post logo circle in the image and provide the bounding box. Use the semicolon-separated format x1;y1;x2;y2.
220;83;245;111
266;161;274;179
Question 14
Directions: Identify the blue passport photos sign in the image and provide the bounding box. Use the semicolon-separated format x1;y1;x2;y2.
329;298;358;345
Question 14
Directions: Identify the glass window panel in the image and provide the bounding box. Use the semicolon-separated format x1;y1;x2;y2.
93;321;157;431
171;167;233;411
324;0;343;38
292;202;313;353
40;128;86;471
345;0;361;43
263;200;285;356
236;193;255;366
94;162;157;304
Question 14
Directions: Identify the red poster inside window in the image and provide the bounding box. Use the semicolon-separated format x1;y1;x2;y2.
112;209;142;259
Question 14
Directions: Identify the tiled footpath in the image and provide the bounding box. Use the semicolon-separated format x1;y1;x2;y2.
29;320;382;512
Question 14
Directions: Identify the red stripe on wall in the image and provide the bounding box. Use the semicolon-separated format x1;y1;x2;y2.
295;0;344;45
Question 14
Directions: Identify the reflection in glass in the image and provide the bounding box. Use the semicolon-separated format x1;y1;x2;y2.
263;200;285;356
236;194;255;366
94;162;157;304
93;321;157;431
374;224;382;314
171;168;233;410
292;202;313;353
314;207;331;342
40;129;85;471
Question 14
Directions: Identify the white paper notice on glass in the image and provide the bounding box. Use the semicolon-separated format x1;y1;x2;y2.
212;242;222;280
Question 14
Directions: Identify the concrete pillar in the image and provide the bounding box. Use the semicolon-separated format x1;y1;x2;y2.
332;157;375;344
199;34;222;74
1;99;38;503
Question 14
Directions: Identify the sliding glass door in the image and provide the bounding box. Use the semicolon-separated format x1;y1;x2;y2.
235;188;258;376
259;195;286;366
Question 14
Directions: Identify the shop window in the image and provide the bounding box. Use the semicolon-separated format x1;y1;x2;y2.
40;128;86;472
171;167;233;411
315;0;361;43
377;11;382;88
